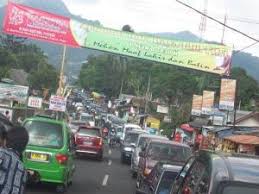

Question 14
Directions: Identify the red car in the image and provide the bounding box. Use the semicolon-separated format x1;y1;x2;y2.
75;126;103;160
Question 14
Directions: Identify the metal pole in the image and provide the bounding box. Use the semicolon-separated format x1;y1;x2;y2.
221;14;227;44
57;45;67;96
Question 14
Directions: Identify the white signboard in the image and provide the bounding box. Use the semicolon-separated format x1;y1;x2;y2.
157;105;169;114
49;95;67;112
0;83;29;103
28;96;42;108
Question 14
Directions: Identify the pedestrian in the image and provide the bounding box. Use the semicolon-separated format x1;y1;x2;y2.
5;110;10;121
0;124;7;147
0;126;29;194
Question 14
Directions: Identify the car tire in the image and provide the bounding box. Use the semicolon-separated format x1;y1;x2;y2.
97;153;103;161
132;171;137;178
56;184;67;193
121;155;125;164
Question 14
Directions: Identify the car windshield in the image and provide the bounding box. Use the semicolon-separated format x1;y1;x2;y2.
81;115;94;121
222;184;259;194
125;133;139;144
24;120;63;149
78;128;100;137
147;143;191;162
157;171;179;194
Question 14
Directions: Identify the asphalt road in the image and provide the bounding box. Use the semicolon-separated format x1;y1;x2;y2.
26;145;136;194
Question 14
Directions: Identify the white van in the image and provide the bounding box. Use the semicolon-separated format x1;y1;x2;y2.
121;123;142;141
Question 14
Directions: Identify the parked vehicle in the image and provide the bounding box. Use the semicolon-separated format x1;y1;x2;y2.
137;162;182;194
121;123;142;142
75;126;103;160
136;140;191;193
23;115;75;193
131;134;168;178
121;130;146;164
170;150;259;194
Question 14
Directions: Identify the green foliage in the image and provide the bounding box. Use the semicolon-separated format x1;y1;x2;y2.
231;67;259;110
0;35;58;91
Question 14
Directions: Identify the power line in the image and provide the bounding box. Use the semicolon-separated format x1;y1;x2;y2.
175;0;259;42
235;41;259;54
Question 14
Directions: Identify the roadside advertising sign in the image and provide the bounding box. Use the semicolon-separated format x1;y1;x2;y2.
0;83;29;103
49;95;66;112
219;79;237;111
28;96;43;108
3;2;232;75
157;105;169;114
202;91;215;115
191;95;203;116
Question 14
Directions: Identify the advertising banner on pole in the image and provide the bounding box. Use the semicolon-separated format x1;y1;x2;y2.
28;96;43;108
191;95;203;116
0;83;29;103
202;91;215;115
219;79;236;111
3;2;232;75
49;95;66;112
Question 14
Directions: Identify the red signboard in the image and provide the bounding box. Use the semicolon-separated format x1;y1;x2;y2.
3;2;79;47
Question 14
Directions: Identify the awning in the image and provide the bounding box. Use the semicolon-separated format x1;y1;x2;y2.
224;135;259;145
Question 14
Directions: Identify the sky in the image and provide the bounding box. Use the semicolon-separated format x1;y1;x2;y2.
62;0;259;57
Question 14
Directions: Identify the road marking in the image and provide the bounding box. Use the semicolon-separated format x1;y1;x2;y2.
102;174;109;186
108;149;112;155
108;159;112;165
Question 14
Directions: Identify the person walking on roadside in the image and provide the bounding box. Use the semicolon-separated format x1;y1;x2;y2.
5;110;10;121
0;124;7;147
0;126;29;194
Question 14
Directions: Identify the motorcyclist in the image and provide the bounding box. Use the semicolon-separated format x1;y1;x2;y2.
108;128;116;147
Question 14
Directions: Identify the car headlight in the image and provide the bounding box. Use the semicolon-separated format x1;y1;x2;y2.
124;147;133;152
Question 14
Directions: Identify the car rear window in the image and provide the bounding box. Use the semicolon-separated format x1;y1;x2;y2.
157;171;179;194
125;133;140;144
24;120;63;149
147;143;191;162
138;137;148;147
78;128;100;137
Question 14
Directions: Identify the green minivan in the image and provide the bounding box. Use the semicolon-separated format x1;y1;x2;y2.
23;115;75;193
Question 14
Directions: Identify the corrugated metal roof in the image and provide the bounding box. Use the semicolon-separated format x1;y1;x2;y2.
224;135;259;145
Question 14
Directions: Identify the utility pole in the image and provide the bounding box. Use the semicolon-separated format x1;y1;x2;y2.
57;45;67;96
144;73;151;114
199;0;208;41
221;14;227;44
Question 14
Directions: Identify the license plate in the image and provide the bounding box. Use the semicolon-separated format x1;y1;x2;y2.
30;153;48;161
83;141;92;145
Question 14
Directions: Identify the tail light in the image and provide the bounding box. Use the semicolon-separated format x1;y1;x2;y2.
56;154;68;165
144;167;151;176
94;137;103;146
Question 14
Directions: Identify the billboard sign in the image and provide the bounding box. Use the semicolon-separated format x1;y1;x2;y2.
157;105;169;114
3;2;232;75
202;91;215;115
0;83;28;103
219;79;236;111
49;95;66;112
191;95;203;116
28;96;42;108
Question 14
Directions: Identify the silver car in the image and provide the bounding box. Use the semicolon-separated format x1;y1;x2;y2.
131;133;168;177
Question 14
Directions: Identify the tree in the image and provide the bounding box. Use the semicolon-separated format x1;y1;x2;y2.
28;63;58;92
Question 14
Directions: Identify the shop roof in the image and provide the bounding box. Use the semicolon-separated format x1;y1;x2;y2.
224;135;259;145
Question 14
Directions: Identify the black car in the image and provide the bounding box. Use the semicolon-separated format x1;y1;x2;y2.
171;150;259;194
137;162;182;194
121;130;145;164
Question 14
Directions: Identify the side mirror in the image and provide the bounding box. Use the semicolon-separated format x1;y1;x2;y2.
130;143;136;148
139;151;145;157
